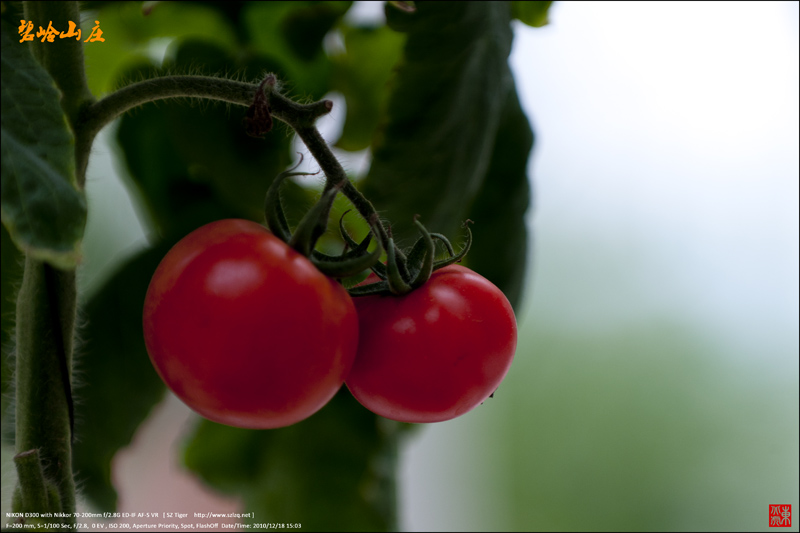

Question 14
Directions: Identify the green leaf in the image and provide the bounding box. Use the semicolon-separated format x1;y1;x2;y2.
185;389;409;532
71;245;169;511
360;2;533;301
331;25;406;151
511;1;553;28
0;20;86;269
281;2;353;61
465;85;533;310
82;1;239;96
245;1;352;101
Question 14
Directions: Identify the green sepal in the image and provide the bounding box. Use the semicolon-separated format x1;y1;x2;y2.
339;269;372;290
385;238;412;295
316;231;373;261
288;185;339;256
348;279;391;297
430;233;455;257
407;217;434;288
389;232;412;283
311;234;382;278
368;228;456;286
371;261;388;280
404;236;428;278
407;231;455;276
338;210;361;249
264;159;317;242
433;221;473;271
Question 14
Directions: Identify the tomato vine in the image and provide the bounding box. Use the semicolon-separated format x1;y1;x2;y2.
3;1;541;530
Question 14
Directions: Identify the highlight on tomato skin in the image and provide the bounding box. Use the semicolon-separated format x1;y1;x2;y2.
345;264;517;423
142;218;359;429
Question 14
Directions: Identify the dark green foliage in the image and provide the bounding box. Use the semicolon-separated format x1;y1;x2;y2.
185;389;409;531
1;0;549;528
361;1;534;308
466;85;533;310
330;25;405;151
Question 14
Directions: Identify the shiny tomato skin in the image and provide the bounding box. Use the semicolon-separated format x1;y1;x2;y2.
346;265;517;423
143;219;358;429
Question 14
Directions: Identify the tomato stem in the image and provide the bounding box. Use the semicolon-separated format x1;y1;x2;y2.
81;73;397;256
83;72;462;292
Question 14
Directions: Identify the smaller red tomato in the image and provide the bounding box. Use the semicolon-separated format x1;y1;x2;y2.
346;265;517;423
143;219;358;429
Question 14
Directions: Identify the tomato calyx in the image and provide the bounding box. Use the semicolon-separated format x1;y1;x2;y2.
348;218;473;297
252;74;470;290
264;156;382;278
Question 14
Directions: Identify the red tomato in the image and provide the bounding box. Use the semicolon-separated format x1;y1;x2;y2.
346;265;517;423
143;219;358;429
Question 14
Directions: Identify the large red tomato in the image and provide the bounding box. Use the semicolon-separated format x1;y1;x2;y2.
346;265;517;423
143;219;358;429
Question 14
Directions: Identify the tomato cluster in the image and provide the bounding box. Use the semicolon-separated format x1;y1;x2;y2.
143;219;517;428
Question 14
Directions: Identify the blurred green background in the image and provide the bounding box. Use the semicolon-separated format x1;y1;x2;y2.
2;1;797;531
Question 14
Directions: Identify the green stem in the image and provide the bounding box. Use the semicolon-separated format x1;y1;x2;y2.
81;75;325;147
13;449;51;513
14;2;93;527
15;258;77;526
81;76;254;142
80;74;397;254
291;125;392;250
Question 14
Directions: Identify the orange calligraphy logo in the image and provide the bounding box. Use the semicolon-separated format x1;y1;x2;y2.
18;20;105;43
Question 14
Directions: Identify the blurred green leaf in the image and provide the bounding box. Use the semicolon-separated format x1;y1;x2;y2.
331;25;405;151
185;388;408;532
281;2;352;61
0;20;86;269
115;41;294;239
82;2;239;96
511;1;553;28
72;245;169;511
245;1;351;100
465;85;533;310
360;2;532;302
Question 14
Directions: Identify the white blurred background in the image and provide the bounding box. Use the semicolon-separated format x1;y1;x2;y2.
3;1;796;531
399;2;799;531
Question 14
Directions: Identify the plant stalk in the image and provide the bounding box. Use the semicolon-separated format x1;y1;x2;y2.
13;1;95;526
14;258;77;526
81;74;396;252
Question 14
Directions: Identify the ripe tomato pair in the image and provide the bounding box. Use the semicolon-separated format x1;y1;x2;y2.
143;219;516;428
